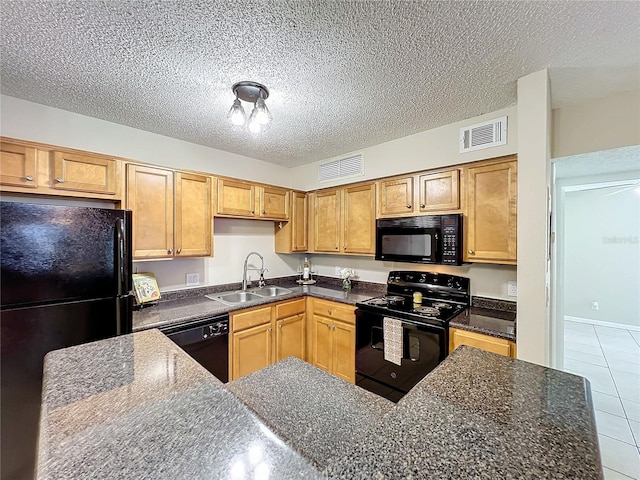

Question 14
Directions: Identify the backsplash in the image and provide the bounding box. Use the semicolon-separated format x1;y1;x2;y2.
472;296;517;312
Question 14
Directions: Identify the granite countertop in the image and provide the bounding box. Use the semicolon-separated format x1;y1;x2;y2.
38;333;602;479
227;357;395;469
325;346;602;479
37;330;321;479
133;283;381;332
449;297;517;341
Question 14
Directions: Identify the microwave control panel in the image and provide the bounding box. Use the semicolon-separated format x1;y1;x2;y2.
441;215;462;265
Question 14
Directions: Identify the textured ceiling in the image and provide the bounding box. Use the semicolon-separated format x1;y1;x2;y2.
1;1;639;167
555;146;640;180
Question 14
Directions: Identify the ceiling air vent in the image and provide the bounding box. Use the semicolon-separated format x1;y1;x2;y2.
459;116;507;153
318;154;364;182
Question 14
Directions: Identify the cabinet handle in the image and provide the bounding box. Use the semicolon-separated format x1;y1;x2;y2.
328;309;332;315
420;204;425;208
176;248;182;254
335;246;338;250
251;210;255;214
262;210;265;214
406;204;411;208
278;324;282;329
268;327;273;332
168;248;173;254
343;246;346;250
25;175;33;181
468;250;474;254
56;177;64;183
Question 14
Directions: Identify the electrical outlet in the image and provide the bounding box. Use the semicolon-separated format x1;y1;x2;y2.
186;273;200;287
507;281;517;297
335;266;342;276
591;301;599;311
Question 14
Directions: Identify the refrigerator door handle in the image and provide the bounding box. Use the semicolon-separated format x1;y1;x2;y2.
116;218;125;296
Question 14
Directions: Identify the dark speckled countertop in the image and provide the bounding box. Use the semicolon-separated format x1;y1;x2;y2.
38;333;602;479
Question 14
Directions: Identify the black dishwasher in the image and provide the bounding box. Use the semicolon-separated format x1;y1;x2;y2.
160;314;229;383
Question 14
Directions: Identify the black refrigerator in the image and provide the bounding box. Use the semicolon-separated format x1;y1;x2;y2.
0;201;134;480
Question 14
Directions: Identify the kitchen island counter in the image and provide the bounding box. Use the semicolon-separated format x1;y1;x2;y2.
38;331;602;479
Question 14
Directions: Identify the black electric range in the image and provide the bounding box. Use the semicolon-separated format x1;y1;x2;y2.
355;271;470;402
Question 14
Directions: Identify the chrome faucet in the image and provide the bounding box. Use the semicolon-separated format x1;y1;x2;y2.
242;251;265;290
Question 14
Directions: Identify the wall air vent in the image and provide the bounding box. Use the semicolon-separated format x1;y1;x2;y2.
318;153;364;182
460;116;507;153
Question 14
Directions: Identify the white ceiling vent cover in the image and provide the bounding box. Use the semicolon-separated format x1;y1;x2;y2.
319;154;364;182
460;116;507;153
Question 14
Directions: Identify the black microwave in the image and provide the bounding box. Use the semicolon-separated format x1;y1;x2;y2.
375;214;463;265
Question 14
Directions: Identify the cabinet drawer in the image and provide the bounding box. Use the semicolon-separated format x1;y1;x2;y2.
275;298;305;319
232;306;272;332
449;328;514;357
311;298;355;324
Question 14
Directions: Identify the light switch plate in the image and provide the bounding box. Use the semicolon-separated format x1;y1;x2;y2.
507;281;517;297
186;273;200;287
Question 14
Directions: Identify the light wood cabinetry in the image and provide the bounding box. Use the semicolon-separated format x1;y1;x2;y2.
449;328;516;358
51;151;118;195
230;299;306;381
127;164;212;260
377;169;461;218
308;298;356;383
463;157;517;264
216;178;289;220
0;142;38;188
311;182;376;255
274;191;308;253
175;172;213;257
0;139;123;200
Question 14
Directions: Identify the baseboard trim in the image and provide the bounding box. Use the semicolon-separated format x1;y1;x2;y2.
564;315;640;332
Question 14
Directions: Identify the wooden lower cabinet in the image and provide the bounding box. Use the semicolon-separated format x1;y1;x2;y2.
449;328;516;358
309;298;356;383
230;299;306;380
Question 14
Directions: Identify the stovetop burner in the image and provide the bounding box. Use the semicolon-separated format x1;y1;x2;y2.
356;270;470;325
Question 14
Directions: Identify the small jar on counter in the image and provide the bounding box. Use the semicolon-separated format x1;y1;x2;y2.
413;291;423;304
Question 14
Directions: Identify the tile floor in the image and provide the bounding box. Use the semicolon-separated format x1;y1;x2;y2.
563;319;640;479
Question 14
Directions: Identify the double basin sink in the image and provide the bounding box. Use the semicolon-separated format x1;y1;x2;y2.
205;286;293;306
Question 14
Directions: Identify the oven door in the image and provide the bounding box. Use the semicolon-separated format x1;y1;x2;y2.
355;309;446;401
375;226;440;264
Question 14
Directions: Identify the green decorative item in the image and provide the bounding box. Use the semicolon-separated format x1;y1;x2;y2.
340;268;355;292
342;278;352;292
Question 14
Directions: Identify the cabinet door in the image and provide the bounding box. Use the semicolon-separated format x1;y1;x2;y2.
217;179;255;217
418;170;460;212
465;160;517;263
52;151;117;195
276;313;306;362
332;320;356;383
127;164;174;259
313;189;341;252
449;328;514;358
378;176;414;217
291;191;308;252
0;142;37;188
259;186;289;220
312;315;333;373
232;323;273;380
175;172;212;257
342;183;376;254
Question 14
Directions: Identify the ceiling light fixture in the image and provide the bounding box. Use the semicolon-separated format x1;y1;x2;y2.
227;81;271;134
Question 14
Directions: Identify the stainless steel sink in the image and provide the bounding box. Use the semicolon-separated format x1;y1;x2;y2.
205;286;292;305
248;286;293;297
205;291;262;305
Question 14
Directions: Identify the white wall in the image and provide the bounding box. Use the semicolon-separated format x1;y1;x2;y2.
516;69;552;366
290;105;517;191
0;95;294;187
553;90;640;159
563;185;640;326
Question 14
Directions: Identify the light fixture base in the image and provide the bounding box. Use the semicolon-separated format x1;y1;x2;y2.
232;81;269;102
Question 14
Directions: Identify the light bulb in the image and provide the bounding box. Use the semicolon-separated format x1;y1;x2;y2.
254;97;272;126
247;108;263;134
227;98;246;126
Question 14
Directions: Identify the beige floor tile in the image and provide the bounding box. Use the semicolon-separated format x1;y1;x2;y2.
599;434;640;479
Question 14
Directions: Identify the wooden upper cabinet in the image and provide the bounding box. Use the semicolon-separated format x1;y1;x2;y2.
259;186;289;220
291;191;308;252
175;172;212;257
464;158;517;264
418;170;460;212
127;164;174;259
342;183;375;254
51;151;117;195
0;142;37;188
313;188;341;252
377;176;414;217
217;179;255;217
